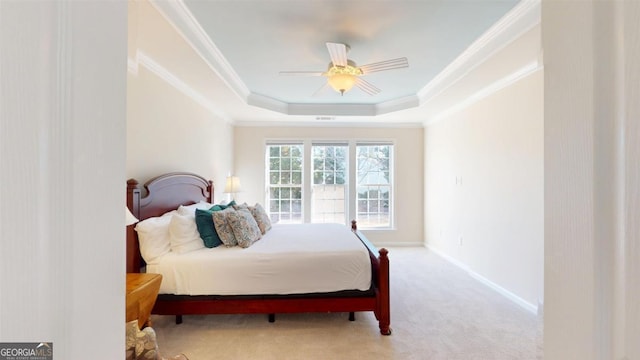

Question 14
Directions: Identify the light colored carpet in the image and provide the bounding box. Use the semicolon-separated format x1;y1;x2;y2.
152;247;542;359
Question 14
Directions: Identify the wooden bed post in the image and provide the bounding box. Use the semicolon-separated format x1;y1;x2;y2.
352;219;392;335
378;248;391;335
126;179;141;273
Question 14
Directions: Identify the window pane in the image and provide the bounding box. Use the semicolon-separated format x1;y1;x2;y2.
292;158;302;170
326;173;335;184
292;171;302;184
269;158;280;171
357;186;367;199
324;157;333;169
291;146;301;157
358;199;367;212
281;146;290;157
269;172;279;184
269;200;279;213
356;144;392;228
292;200;302;213
281;158;291;170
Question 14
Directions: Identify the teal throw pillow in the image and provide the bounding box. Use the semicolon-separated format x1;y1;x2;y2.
195;206;224;248
217;200;236;210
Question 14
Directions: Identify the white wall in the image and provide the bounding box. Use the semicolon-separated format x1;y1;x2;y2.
543;1;640;358
0;2;127;358
234;126;424;246
423;26;543;310
127;1;233;198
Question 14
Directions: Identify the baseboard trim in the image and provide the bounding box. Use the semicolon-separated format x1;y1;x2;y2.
426;245;538;315
374;242;425;248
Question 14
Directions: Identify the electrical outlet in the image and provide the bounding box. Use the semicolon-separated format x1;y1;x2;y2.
458;236;463;246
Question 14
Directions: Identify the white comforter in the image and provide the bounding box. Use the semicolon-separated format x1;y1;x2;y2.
147;223;372;295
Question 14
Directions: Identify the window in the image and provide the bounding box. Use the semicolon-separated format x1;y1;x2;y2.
311;144;348;223
265;141;393;229
266;144;303;223
356;144;392;228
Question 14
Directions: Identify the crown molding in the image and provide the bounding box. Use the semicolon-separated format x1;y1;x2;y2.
131;51;232;123
376;95;420;115
246;93;288;115
288;103;376;116
424;61;543;126
127;57;138;75
149;0;250;102
247;93;381;116
233;119;424;129
418;0;541;104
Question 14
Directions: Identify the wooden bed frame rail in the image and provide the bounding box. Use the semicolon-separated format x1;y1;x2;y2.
126;172;391;335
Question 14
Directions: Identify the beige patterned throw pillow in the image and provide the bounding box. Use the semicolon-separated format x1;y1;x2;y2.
249;203;272;234
212;207;237;247
227;208;262;248
233;202;250;211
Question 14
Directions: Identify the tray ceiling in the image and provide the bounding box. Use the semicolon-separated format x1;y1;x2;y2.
149;0;529;125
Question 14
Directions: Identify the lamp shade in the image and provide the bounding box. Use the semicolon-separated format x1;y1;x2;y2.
125;206;138;226
223;176;242;194
327;74;356;95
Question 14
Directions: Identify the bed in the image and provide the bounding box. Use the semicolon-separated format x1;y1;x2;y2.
126;172;391;335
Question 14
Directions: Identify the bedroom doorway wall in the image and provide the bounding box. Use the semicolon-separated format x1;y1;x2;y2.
0;1;127;358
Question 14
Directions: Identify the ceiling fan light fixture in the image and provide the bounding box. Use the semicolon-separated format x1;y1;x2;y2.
325;61;362;95
279;43;407;97
327;73;357;95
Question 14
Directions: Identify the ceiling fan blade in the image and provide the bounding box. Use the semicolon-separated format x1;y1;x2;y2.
359;57;409;74
279;71;324;76
355;77;381;96
311;83;331;97
326;42;348;67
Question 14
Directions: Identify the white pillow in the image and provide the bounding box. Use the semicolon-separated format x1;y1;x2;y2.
134;211;175;264
177;201;213;216
168;212;205;254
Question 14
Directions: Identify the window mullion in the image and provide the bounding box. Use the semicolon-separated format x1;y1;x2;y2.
303;140;312;223
348;139;357;225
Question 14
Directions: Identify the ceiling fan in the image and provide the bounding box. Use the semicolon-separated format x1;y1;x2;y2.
279;42;409;96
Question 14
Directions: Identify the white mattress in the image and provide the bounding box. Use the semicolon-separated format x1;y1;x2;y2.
147;223;372;295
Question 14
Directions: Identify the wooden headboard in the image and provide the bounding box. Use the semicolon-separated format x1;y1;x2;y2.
126;172;213;273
